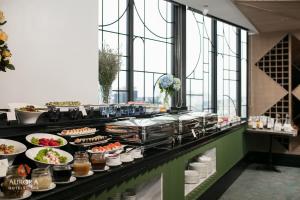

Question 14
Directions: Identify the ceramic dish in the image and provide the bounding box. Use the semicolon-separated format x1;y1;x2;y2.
54;176;76;185
185;170;200;184
93;166;110;172
26;133;67;148
0;190;32;200
72;170;94;178
32;183;56;192
0;139;27;166
25;147;73;167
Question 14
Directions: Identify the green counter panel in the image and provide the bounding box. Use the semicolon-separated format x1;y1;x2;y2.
88;125;247;200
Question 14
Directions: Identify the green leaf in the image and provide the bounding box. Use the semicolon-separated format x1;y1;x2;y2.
6;64;15;70
0;21;7;26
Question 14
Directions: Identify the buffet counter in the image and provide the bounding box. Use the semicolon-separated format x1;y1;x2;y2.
23;123;247;200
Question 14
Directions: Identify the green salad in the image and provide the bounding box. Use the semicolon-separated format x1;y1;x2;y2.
34;148;67;164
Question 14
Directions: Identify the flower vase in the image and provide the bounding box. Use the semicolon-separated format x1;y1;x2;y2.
163;92;169;109
100;85;112;104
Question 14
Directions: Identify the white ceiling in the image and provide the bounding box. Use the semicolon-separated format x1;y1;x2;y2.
173;0;258;33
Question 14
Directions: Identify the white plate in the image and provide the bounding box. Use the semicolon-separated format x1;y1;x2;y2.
121;158;134;163
93;165;110;172
69;138;110;147
26;133;67;147
25;147;73;166
0;139;27;166
32;182;56;192
57;130;97;138
106;161;122;167
0;190;32;200
73;170;94;178
54;176;76;184
87;145;125;154
132;154;143;159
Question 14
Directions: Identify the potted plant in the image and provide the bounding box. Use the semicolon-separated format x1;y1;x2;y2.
98;45;120;104
0;10;15;72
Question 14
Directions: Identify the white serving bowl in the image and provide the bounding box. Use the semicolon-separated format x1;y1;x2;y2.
25;147;73;167
15;110;46;124
189;162;208;179
25;133;67;147
197;156;213;174
185;170;200;184
0;139;27;166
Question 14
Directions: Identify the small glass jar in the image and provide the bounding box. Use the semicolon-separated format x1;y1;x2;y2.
52;165;72;182
90;153;106;170
74;151;89;159
73;158;91;176
6;165;19;176
31;168;52;190
2;175;27;198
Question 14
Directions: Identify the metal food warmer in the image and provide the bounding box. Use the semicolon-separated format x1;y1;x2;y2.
152;112;218;143
105;118;176;150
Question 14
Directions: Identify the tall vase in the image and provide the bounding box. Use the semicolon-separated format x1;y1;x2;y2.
100;85;111;104
163;92;169;109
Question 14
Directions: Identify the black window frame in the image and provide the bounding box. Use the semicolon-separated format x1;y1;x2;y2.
98;0;249;117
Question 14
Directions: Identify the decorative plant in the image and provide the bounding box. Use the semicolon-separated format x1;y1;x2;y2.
98;45;120;104
0;10;15;72
159;74;181;107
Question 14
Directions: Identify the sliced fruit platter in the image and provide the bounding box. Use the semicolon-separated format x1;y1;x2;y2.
69;135;111;147
26;133;67;147
87;142;124;154
57;127;97;138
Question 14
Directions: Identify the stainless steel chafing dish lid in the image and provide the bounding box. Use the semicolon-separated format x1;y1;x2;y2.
187;112;218;117
152;114;199;121
106;118;173;127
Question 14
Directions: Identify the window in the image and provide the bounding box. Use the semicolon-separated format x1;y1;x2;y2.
241;29;248;118
186;10;213;112
217;21;239;116
133;0;174;103
99;0;129;104
98;1;248;116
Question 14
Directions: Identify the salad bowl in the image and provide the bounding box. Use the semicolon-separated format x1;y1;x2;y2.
25;147;73;167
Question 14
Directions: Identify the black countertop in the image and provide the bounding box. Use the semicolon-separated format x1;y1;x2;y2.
26;123;246;200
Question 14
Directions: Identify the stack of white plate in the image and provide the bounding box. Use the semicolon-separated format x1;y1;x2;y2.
204;149;216;170
197;156;213;174
185;170;200;184
189;162;208;179
122;190;136;200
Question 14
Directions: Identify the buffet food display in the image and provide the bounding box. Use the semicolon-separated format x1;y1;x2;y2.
0;108;238;200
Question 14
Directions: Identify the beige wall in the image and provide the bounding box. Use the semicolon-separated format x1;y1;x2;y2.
0;0;99;108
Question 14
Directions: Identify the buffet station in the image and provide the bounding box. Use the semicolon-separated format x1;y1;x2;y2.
0;101;245;200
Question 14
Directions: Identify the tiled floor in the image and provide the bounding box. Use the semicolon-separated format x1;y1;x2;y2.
219;164;300;200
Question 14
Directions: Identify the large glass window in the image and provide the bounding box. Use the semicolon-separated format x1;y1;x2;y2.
217;21;238;116
99;0;129;104
133;0;174;103
241;29;248;118
98;1;248;116
186;10;213;112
